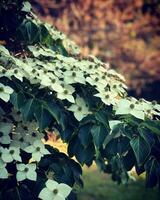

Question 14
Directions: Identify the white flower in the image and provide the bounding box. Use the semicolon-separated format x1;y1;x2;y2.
0;159;8;179
39;73;63;93
24;131;44;144
115;99;145;120
57;85;75;103
16;163;37;182
110;81;127;95
63;70;85;84
68;96;90;121
10;109;22;122
6;68;24;81
28;45;54;57
39;179;72;200
0;83;13;102
94;91;118;106
86;74;107;89
10;133;30;149
107;69;125;81
1;147;22;163
24;140;50;162
0;122;12;144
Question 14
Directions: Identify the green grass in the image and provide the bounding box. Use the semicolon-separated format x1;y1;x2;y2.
77;166;159;200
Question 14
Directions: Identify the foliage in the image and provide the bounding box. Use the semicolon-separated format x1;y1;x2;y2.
0;1;160;199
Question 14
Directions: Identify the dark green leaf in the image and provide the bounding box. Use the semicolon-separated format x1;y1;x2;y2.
91;124;108;148
130;135;151;166
34;104;52;131
20;98;38;121
145;157;160;187
78;124;92;147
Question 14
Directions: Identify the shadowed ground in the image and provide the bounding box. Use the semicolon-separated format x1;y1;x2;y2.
78;165;159;200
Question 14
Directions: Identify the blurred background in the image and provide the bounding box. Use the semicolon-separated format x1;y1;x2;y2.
30;1;160;199
31;0;160;101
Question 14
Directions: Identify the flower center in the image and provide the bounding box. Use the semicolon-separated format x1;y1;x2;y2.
95;77;99;82
51;79;56;84
102;75;105;79
44;70;48;74
104;87;109;92
0;131;3;137
24;167;29;172
0;87;4;92
72;72;76;77
53;189;58;195
64;90;68;95
113;85;117;89
14;69;18;74
19;137;24;142
130;104;135;109
89;65;93;69
2;69;6;74
78;106;82;111
9;150;15;155
32;132;37;137
105;95;109;99
32;69;36;73
36;147;40;152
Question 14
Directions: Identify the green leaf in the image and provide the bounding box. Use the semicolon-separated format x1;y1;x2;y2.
20;98;38;121
144;157;160;187
142;120;160;136
17;20;39;44
78;124;92;147
44;101;60;124
103;123;123;148
68;136;95;166
95;110;109;127
91;124;108;148
34;104;52;131
10;92;26;109
130;135;151;166
138;127;155;148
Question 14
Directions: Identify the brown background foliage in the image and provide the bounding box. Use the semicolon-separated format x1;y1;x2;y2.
31;0;160;100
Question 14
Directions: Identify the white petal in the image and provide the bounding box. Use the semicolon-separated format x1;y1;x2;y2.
54;194;65;200
66;95;75;103
24;145;35;153
67;104;78;112
39;188;54;200
131;110;145;120
13;153;22;162
27;170;37;181
46;179;58;191
58;183;72;198
17;163;26;171
74;112;84;121
16;171;26;181
5;86;13;94
0;92;10;102
1;135;11;144
32;152;42;162
2;153;13;163
0;167;8;179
